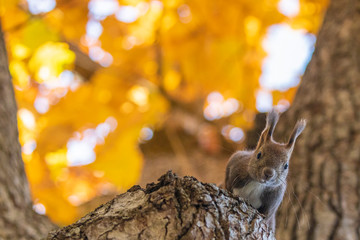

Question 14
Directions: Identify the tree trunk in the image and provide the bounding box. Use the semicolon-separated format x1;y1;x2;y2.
0;22;54;239
47;171;274;240
275;0;360;239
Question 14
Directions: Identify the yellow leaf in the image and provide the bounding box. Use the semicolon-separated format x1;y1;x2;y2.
9;60;30;88
29;42;75;83
164;69;181;91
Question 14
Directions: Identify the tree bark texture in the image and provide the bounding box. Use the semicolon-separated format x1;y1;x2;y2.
47;171;274;240
275;0;360;239
0;22;54;239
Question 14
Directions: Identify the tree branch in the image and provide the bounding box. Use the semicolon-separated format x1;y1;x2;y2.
47;171;274;240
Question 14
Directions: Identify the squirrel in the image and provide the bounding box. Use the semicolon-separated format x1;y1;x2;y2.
224;109;306;232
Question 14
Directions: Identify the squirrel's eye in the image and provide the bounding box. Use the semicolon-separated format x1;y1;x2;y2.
284;163;289;170
257;152;262;159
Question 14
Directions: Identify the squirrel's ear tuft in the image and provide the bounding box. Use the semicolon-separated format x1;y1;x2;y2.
257;109;280;149
287;119;306;148
266;109;280;139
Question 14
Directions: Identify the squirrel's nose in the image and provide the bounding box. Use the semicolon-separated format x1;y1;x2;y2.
262;167;275;181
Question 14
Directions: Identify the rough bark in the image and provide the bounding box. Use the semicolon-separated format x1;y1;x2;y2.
274;0;360;239
0;22;55;239
47;171;274;240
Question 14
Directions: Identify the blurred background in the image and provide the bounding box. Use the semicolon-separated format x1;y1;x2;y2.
1;0;327;225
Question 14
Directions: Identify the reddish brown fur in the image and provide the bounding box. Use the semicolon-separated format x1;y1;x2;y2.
225;109;306;232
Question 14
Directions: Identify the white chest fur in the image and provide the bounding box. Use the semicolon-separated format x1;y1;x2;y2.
233;181;265;209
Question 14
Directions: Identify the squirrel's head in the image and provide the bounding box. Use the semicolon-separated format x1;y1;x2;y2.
248;109;306;187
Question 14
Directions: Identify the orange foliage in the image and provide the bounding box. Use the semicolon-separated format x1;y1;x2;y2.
1;0;328;225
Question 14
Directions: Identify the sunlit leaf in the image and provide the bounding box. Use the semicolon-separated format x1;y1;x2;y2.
29;42;75;83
